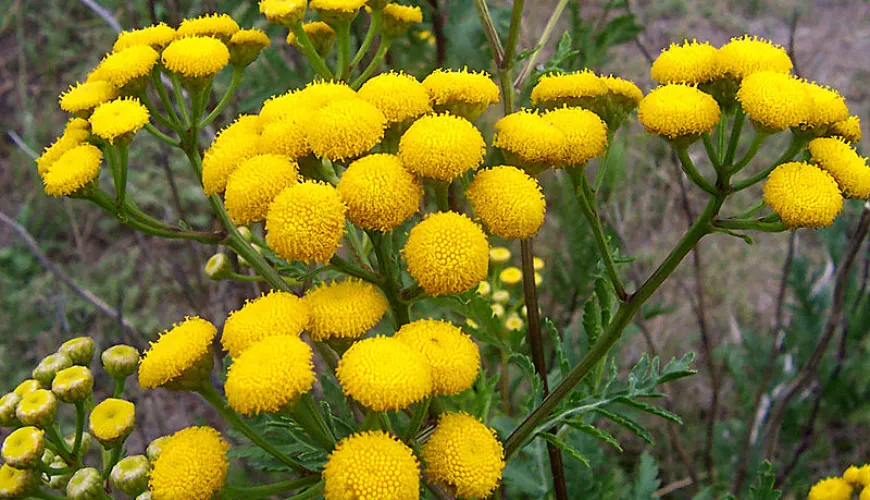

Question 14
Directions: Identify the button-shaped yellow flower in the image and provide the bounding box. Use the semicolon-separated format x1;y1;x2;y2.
286;21;335;55
138;317;217;390
382;4;423;38
802;81;850;128
92;45;160;90
308;98;387;161
89;97;149;144
323;431;420;500
51;366;94;404
716;35;792;80
102;345;140;380
398;114;486;181
32;353;72;387
113;23;177;52
311;0;367;23
763;161;843;228
89;398;135;448
225;335;315;415
530;70;608;110
258;110;315;159
16;389;57;428
36;119;91;178
422;68;499;120
737;72;811;131
638;84;720;140
499;266;522;285
42;144;102;198
260;0;308;26
394;319;480;396
149;427;229;500
358;72;432;124
421;412;505;499
228;29;271;67
59;336;95;366
202;115;264;194
0;393;21;427
651;39;720;85
404;211;489;296
809;137;870;199
162;36;230;79
303;280;388;341
1;426;44;469
543;107;609;166
494;110;566;173
13;380;41;399
59;81;119;115
224;154;299;224
808;477;853;500
177;13;239;41
337;154;423;231
221;291;310;357
265;181;347;263
601;75;644;106
466;166;546;239
831;116;862;144
296;80;358;109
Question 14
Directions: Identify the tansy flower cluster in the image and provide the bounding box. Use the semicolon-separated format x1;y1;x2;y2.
809;464;870;500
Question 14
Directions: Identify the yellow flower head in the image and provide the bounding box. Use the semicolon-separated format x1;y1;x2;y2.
763;161;844;228
15;389;56;428
808;477;853;500
493;110;566;172
113;23;177;52
1;426;44;469
423;68;500;109
308;98;387;161
89;97;149;144
303;280;388;341
224;154;299;224
93;45;160;89
716;35;793;80
36;119;91;177
601;75;644;105
225;335;315;415
265;181;347;263
260;0;308;26
221;291;311;357
258;112;314;159
543;107;609;166
802;81;850;128
42;144;102;197
286;21;335;54
737;72;812;131
638;84;721;139
358;72;432;124
505;313;524;331
394;319;480;396
51;365;94;404
832;116;862;144
651;39;720;85
177;13;240;40
421;412;505;499
89;398;135;447
844;466;861;485
489;247;511;264
259;91;304;123
382;4;423;37
466;166;546;239
59;81;119;115
324;431;420;500
202;115;264;194
296;80;358;109
13;380;41;399
162;36;230;78
337;153;423;231
403;211;489;296
809;137;870;199
0;464;35;498
499;266;522;285
138;317;217;390
229;29;271;67
149;427;229;500
530;70;608;109
310;0;366;13
336;336;432;411
398;114;486;181
862;486;870;500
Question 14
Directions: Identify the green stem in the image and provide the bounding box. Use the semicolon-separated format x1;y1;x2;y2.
349;9;382;72
514;0;568;86
37;461;75;476
71;401;85;459
101;445;122;480
112;377;125;398
138;91;180;132
730;129;769;175
675;146;718;195
731;134;805;192
197;384;312;474
369;232;411;326
144;123;181;146
712;218;787;232
501;0;525;68
404;396;432;441
114;142;130;211
701;133;721;172
360;410;383;431
717;113;729;165
170;73;191;127
433;182;450;212
226;272;264;282
291;24;335;80
29;490;67;500
287;481;325;500
330;255;382;284
317;159;341;185
472;0;504;64
152;70;181;123
222;475;321;499
44;425;74;464
336;21;352;81
592;131;615;192
351;39;391;89
291;393;336;451
200;67;243;127
723;110;746;168
345;222;373;269
567;168;628;301
734;199;766;219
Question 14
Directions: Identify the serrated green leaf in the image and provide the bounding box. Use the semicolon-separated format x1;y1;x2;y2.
658;353;698;384
614;397;683;424
545;318;571;378
509;352;543;408
538;432;591;468
583;297;602;346
747;461;782;500
565;419;623;452
630;451;661;500
595;278;614;326
594;408;654;445
628;353;650;390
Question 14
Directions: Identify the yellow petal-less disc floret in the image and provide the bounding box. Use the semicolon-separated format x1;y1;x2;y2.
260;0;308;26
763;161;844;229
651;39;720;85
421;412;505;499
542;107;609;166
802;81;850;128
310;0;366;15
224;154;299;224
403;211;489;296
394;319;480;396
422;68;499;119
832;116;862;144
716;35;793;80
358;72;432;124
138;317;217;390
258;111;314;159
202;115;264;194
0;464;35;498
382;4;423;38
89;398;135;447
177;13;239;40
303;280;388;341
13;380;41;399
808;477;853;500
337;154;423;231
336;336;433;411
1;426;44;469
323;431;420;500
221;291;311;357
265;181;347;263
809;137;870;199
530;70;607;109
225;335;315;415
493;110;566;172
601;75;644;105
149;427;229;500
499;266;522;285
466;166;546;239
162;36;230;79
737;72;812;131
308;98;387;161
399;114;486;182
36;119;91;178
42;144;102;197
59;81;119;115
296;80;358;109
88;97;149;144
93;45;160;89
113;23;177;52
638;84;721;139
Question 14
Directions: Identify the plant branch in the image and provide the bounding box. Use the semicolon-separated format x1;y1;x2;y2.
200;66;243;127
514;0;569;87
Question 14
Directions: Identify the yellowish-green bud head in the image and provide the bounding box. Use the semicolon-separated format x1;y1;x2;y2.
477;281;491;296
52;366;94;404
229;29;271;67
311;0;366;24
47;456;72;491
489;247;511;265
101;345;140;380
111;455;151;496
13;380;41;399
89;398;135;448
491;303;505;317
15;389;57;428
1;426;44;469
66;467;103;500
0;393;21;427
59;337;96;366
260;0;308;27
204;253;232;280
146;435;171;462
0;463;36;498
236;226;253;242
32;353;73;387
41;448;55;463
287;22;336;56
64;432;92;456
499;267;522;286
505;313;524;331
382;4;423;38
492;290;510;304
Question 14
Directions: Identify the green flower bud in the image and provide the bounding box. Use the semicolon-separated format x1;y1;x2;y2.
41;448;56;464
0;393;21;427
136;491;153;500
146;436;170;462
89;398;135;449
32;353;73;387
1;427;44;469
229;30;271;68
52;366;94;404
47;456;72;491
236;226;253;242
110;455;150;496
0;463;37;498
63;432;92;456
204;253;232;280
16;389;57;428
66;467;103;500
12;379;41;399
101;345;140;380
59;337;96;366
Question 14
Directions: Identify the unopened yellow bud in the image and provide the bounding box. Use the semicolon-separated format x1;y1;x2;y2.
59;337;96;366
47;456;72;491
311;0;365;24
260;0;307;27
205;253;232;280
237;244;264;268
32;353;73;387
505;313;524;331
111;455;150;496
63;432;92;455
66;467;103;500
101;345;140;380
382;4;422;38
492;290;510;304
15;389;57;428
89;398;135;449
0;393;21;427
489;247;511;265
146;436;171;462
499;267;522;286
52;366;94;404
1;426;44;469
533;257;544;271
13;380;41;399
476;281;491;296
236;226;253;241
0;463;37;498
287;22;336;56
229;29;271;68
491;303;505;318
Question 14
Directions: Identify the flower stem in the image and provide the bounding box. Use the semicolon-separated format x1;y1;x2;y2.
404;396;432;441
723;110;746;168
336;21;353;81
152;70;181;124
291;393;336;451
349;9;382;72
101;445;123;480
369;231;411;326
71;401;85;459
675;146;718;195
291;24;335;80
144;123;181;146
351;39;391;89
223;475;321;499
169;73;191;127
731;134;805;192
44;424;74;464
330;255;382;284
730;128;769;175
112;377;126;398
200;67;243;128
592;130;615;192
712;217;787;232
114;142;130;212
433;182;450;212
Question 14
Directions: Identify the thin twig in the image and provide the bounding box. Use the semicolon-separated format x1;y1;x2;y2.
425;0;447;66
78;0;121;32
513;0;569;87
